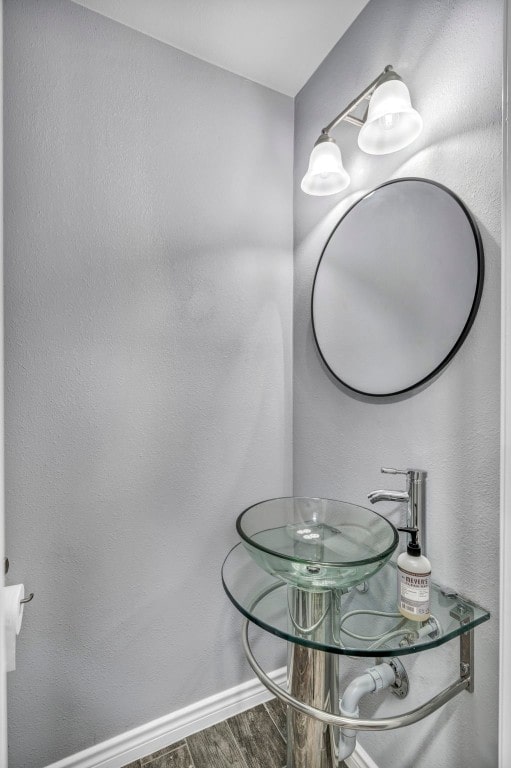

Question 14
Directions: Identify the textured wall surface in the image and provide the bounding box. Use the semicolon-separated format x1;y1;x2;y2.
294;1;501;767
3;2;293;766
4;1;503;767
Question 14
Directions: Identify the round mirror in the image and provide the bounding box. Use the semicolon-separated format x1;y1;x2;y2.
311;178;484;397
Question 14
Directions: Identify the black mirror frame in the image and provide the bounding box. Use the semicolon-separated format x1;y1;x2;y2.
311;177;485;398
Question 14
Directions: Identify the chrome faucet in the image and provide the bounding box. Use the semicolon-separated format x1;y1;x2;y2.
368;467;427;554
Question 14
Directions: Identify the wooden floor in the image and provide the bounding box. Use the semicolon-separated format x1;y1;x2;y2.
122;698;287;768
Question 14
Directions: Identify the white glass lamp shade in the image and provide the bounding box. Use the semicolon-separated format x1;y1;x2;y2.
358;79;423;155
301;139;350;196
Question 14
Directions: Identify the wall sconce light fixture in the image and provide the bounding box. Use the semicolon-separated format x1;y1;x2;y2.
301;65;422;196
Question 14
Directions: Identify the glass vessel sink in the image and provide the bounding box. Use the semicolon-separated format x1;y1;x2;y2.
236;497;399;589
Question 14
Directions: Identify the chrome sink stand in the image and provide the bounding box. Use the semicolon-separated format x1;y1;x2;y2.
287;587;338;768
242;584;474;768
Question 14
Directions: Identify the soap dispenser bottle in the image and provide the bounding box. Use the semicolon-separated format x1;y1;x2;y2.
397;526;431;621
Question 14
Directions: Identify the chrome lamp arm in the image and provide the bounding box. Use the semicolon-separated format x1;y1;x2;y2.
320;64;400;136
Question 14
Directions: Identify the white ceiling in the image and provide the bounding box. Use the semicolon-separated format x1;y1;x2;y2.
70;0;370;96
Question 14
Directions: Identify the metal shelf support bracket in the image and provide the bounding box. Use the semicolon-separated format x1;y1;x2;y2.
242;618;473;732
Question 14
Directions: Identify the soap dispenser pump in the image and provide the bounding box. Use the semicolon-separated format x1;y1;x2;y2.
396;526;431;621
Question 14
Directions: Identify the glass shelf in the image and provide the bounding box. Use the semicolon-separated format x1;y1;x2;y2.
222;543;490;658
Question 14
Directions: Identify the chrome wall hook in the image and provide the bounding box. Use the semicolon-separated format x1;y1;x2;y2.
20;593;34;604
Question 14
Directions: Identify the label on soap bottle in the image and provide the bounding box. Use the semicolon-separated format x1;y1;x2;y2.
398;568;431;617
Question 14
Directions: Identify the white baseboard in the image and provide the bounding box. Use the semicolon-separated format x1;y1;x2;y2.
347;743;380;768
44;667;287;768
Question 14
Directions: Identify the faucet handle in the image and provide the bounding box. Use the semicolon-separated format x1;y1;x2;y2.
381;467;427;481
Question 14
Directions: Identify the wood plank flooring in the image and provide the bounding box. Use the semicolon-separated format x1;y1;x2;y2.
121;699;350;768
122;700;287;768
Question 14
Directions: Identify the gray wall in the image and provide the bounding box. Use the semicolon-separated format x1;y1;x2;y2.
3;2;293;766
4;1;503;767
294;1;501;767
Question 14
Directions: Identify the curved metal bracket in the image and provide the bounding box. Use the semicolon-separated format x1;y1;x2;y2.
242;619;471;732
20;592;34;604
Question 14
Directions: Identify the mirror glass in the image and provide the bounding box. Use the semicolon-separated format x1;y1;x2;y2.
312;178;484;396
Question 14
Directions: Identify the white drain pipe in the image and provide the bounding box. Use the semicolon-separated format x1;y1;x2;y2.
338;662;397;761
